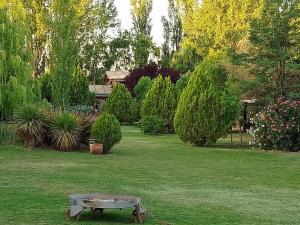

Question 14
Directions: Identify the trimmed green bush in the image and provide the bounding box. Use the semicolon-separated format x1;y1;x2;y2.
174;54;241;146
141;75;177;132
141;115;166;135
50;112;81;151
91;113;121;154
103;83;137;124
15;104;48;147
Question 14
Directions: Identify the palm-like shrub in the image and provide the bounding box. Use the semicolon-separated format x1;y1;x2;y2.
15;104;47;147
50;112;81;151
103;83;137;124
174;54;241;146
91;113;121;154
77;113;96;147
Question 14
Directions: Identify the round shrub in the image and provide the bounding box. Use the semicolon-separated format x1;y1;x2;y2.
103;83;137;124
141;115;166;135
249;98;300;152
50;112;81;151
174;54;241;146
141;75;177;133
91;113;121;154
15;104;47;147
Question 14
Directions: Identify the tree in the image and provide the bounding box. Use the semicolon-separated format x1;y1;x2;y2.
174;54;241;146
178;0;264;57
103;83;137;124
246;0;300;99
175;73;190;98
130;0;155;67
161;0;183;67
76;0;120;84
134;76;153;104
22;0;50;77
50;0;81;109
0;9;33;120
70;66;90;105
141;75;177;132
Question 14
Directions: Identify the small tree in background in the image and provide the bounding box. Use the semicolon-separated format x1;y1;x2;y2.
104;83;137;124
40;73;53;103
175;72;190;99
174;54;241;146
134;76;153;103
70;66;90;106
141;75;177;132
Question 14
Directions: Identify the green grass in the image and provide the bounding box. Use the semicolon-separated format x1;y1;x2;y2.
0;126;299;225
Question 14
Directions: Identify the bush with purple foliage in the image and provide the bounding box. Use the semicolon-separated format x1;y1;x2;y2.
125;62;181;94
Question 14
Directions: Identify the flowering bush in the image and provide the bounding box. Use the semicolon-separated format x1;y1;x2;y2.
249;98;300;152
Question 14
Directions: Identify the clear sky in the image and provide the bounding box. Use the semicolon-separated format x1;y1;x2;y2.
114;0;169;45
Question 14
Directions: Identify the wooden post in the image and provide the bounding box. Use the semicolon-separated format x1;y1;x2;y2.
240;125;243;145
230;128;233;144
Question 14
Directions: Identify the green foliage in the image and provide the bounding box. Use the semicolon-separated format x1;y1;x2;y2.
50;112;81;151
246;0;300;99
0;124;19;145
141;75;177;132
134;76;152;104
141;115;166;135
15;104;48;147
50;0;79;109
174;54;241;146
104;83;137;124
161;0;183;67
91;113;121;154
70;67;90;106
250;98;300;152
40;73;53;102
77;0;120;83
175;73;190;98
0;9;34;120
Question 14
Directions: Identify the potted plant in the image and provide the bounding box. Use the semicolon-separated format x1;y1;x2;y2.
91;113;122;154
89;138;103;155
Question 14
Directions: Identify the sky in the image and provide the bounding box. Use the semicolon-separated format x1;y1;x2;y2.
114;0;169;45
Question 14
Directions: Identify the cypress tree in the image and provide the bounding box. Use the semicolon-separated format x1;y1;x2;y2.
141;75;177;132
104;83;137;124
174;54;241;146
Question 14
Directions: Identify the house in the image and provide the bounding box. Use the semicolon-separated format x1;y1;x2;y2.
89;85;112;100
105;71;129;85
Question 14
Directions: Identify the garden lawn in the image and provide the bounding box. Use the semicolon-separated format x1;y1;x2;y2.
0;126;299;225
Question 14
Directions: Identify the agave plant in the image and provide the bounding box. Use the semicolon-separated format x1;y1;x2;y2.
15;104;48;147
50;112;81;151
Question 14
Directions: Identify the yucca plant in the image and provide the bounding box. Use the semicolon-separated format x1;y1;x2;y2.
15;104;47;147
77;113;96;148
50;112;81;151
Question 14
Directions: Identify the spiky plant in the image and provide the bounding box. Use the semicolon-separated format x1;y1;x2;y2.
15;104;48;147
50;112;81;151
77;113;96;148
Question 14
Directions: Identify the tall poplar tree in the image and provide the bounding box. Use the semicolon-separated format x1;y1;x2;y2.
50;0;81;109
161;0;183;67
130;0;154;67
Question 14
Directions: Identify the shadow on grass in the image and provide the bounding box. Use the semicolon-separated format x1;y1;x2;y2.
76;211;133;224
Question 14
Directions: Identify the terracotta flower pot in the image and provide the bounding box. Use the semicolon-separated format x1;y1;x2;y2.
89;143;103;155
